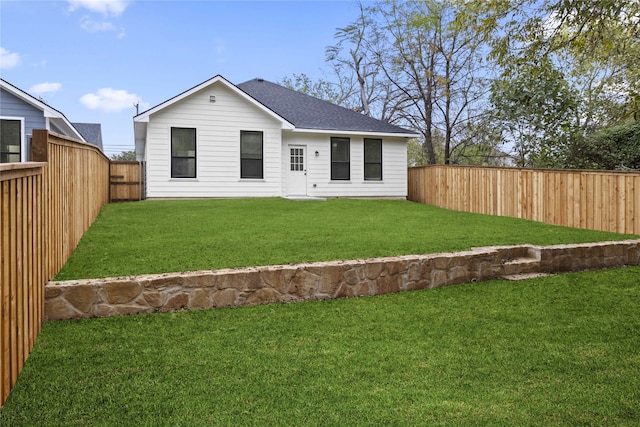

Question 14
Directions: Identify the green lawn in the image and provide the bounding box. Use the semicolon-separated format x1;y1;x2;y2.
56;198;636;280
2;267;639;425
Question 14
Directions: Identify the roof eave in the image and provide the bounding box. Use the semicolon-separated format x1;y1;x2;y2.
1;79;86;142
289;128;419;139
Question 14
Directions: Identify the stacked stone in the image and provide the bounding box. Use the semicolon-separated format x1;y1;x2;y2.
45;240;640;321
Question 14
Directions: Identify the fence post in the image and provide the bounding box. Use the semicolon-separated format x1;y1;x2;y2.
30;130;48;162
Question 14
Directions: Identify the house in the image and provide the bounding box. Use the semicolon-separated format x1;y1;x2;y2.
72;122;104;151
0;79;94;163
133;75;418;199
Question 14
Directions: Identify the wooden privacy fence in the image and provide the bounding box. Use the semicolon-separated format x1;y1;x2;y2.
0;130;110;407
110;161;144;202
408;165;640;235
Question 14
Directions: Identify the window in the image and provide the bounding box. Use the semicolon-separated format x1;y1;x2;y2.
1;119;22;163
331;137;350;180
171;127;196;178
364;138;382;180
241;131;263;179
290;147;304;171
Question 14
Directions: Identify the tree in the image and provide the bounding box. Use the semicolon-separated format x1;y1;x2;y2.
285;1;501;166
370;0;491;164
278;73;352;106
489;59;579;167
566;122;640;170
326;2;378;117
482;0;640;126
110;150;136;161
448;116;509;166
455;0;639;166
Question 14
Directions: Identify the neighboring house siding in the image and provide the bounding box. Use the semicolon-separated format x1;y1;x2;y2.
281;133;407;198
145;82;284;198
0;89;46;136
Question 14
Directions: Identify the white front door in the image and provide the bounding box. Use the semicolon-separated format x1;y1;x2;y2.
287;145;307;196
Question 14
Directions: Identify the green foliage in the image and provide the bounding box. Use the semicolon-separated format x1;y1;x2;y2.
55;198;632;280
487;0;639;122
566;122;640;170
286;1;639;168
407;138;431;166
3;267;640;425
490;59;579;167
109;150;136;161
278;73;349;106
455;0;640;163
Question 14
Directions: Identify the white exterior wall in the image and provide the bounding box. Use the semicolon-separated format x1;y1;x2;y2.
145;82;284;198
281;132;407;198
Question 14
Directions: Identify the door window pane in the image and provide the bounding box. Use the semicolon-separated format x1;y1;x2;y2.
290;148;304;171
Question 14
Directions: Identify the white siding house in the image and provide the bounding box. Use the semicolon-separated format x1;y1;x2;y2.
134;75;417;199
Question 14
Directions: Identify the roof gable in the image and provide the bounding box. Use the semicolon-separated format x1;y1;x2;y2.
237;78;416;136
0;78;86;141
72;123;103;150
133;75;294;129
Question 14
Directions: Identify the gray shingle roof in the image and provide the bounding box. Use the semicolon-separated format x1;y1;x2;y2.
237;78;413;135
72;123;103;150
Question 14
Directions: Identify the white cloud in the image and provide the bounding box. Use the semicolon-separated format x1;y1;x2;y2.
29;82;62;96
80;16;117;33
67;0;129;17
80;88;147;113
0;47;21;69
79;17;127;38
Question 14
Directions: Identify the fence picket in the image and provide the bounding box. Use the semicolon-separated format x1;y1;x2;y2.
0;130;110;407
408;165;640;235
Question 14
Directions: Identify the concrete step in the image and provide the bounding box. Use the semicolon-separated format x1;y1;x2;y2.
502;257;541;275
502;272;552;281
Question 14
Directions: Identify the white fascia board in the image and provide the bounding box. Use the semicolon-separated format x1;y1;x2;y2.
50;117;86;142
133;75;295;130
290;128;420;139
1;79;86;142
2;79;61;119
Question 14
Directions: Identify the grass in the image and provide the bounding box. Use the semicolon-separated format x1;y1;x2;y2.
2;267;639;425
55;198;636;280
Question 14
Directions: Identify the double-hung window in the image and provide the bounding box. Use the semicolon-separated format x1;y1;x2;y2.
364;138;382;180
240;131;263;179
1;119;23;163
171;127;196;178
331;137;350;180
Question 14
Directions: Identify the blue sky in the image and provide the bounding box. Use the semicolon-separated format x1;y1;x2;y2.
0;0;364;156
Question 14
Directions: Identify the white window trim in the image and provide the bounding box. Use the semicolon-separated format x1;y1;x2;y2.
239;130;265;180
169;126;198;179
0;116;26;162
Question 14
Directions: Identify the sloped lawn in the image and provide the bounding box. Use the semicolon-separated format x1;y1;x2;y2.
2;267;639;425
55;198;637;280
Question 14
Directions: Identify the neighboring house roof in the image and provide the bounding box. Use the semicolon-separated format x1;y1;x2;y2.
72;122;104;150
0;78;86;142
133;75;418;138
237;78;416;136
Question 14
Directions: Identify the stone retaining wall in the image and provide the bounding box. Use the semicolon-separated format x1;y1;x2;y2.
45;240;640;321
